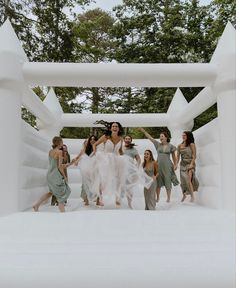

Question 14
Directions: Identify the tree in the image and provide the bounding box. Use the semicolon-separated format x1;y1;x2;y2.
111;0;225;134
71;8;118;135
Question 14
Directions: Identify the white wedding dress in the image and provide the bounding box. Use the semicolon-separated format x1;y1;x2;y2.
78;139;153;203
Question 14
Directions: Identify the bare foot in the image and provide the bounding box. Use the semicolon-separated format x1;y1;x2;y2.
115;201;121;208
32;204;39;212
166;198;170;203
84;199;89;206
181;193;187;202
156;197;159;203
96;197;104;207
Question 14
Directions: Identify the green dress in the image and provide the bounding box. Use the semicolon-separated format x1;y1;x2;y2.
123;147;139;159
153;140;179;190
47;156;71;203
179;146;199;195
144;166;157;210
51;153;70;205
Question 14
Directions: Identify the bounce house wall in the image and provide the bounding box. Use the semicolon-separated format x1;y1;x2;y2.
194;118;221;209
19;121;50;210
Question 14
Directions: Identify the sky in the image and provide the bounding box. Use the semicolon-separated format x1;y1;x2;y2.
86;0;213;11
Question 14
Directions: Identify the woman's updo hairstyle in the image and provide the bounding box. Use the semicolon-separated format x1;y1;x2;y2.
52;136;62;148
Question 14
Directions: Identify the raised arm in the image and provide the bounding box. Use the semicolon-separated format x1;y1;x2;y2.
138;127;155;143
93;134;106;153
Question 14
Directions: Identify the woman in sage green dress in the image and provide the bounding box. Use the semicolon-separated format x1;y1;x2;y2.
51;144;71;206
177;131;199;202
33;136;73;212
143;150;159;210
139;128;179;203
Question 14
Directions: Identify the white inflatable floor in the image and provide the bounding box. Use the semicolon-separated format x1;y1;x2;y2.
0;196;235;288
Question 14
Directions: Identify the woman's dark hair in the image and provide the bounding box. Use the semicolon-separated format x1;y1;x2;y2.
124;135;136;148
85;135;98;156
52;136;62;148
94;120;124;136
62;144;70;163
183;131;195;146
160;131;171;143
143;149;155;168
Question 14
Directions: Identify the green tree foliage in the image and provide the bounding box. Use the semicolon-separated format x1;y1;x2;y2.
0;0;92;136
110;0;235;137
0;0;235;138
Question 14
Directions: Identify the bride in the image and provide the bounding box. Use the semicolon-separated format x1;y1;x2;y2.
86;121;153;208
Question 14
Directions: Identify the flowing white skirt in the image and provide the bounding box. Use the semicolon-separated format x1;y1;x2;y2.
78;151;153;201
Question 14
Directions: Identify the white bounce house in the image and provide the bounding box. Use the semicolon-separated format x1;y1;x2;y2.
0;19;235;288
0;19;235;216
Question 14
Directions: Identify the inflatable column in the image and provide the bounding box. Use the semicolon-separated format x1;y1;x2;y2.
211;22;236;210
0;20;28;215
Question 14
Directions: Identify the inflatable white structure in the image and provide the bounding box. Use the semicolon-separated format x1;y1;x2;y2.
0;19;235;216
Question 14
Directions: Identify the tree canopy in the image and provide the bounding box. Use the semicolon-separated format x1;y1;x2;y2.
0;0;235;138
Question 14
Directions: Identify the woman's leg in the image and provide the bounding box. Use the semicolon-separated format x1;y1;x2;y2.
166;189;171;203
127;192;133;209
156;187;161;202
33;192;52;211
181;192;187;202
96;189;104;207
58;202;65;212
187;169;194;202
51;195;58;206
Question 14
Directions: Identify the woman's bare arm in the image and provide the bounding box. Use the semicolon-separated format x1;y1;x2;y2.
176;145;181;165
135;154;141;166
58;150;67;180
93;135;106;153
153;161;159;178
138;127;155;143
172;151;177;170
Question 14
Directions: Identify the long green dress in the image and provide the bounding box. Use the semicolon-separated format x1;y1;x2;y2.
153;140;179;190
47;156;71;203
51;153;70;205
179;146;199;195
144;165;157;210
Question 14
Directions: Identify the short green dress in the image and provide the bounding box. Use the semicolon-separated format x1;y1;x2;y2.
47;156;71;203
179;146;199;195
153;140;179;190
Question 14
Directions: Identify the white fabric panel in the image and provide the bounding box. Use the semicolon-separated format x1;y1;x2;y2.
197;186;221;209
20;166;47;189
21;144;48;169
197;142;220;166
196;165;220;187
194;118;219;147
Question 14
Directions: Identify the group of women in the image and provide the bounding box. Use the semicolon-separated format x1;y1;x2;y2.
33;121;199;212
